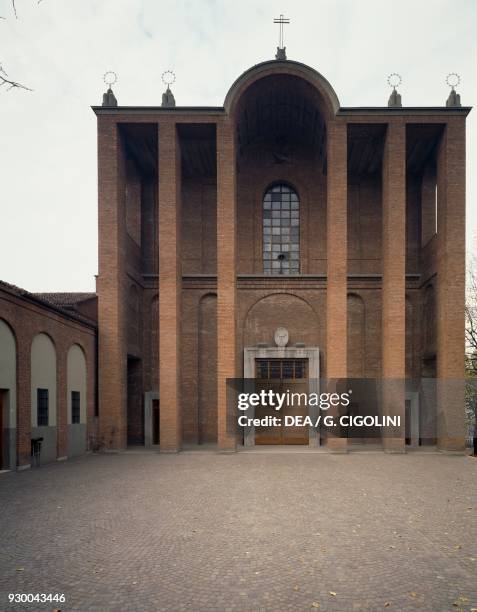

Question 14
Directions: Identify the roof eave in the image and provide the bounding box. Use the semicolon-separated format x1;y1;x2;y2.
337;106;472;117
92;105;472;118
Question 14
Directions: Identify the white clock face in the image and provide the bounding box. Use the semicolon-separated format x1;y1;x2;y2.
274;327;289;347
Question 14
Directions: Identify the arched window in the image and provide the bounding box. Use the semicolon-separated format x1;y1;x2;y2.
263;184;300;274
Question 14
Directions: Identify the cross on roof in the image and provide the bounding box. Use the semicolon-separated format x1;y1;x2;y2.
273;14;290;49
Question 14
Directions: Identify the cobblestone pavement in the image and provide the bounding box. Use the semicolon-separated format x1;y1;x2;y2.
0;450;476;612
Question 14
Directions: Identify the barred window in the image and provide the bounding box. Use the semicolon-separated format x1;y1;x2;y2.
37;388;49;427
71;391;81;424
263;184;300;274
256;359;307;380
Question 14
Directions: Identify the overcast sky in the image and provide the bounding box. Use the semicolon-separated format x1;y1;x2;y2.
1;0;476;292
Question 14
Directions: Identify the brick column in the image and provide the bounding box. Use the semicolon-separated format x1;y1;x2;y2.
436;119;466;451
56;342;68;460
158;120;182;452
382;122;406;453
16;331;31;468
97;118;127;450
86;336;97;451
217;119;237;451
326;120;348;452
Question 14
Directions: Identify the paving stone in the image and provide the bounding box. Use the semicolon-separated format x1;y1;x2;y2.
0;452;476;611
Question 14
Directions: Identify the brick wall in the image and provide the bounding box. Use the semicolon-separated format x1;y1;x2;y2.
0;287;96;467
91;78;467;451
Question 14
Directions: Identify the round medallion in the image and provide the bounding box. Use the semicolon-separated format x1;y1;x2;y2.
446;72;461;89
162;70;176;87
274;327;289;347
387;72;402;89
103;71;118;87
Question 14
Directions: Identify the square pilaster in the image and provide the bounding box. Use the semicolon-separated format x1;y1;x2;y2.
158;121;182;452
217;119;237;451
326;120;348;453
382;122;406;452
436;119;466;452
97;118;127;450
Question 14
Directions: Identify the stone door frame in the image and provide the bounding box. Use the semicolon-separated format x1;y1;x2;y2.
243;346;320;447
406;390;420;447
144;391;159;448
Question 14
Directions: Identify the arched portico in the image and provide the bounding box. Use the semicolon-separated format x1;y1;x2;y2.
224;59;340;118
67;343;87;457
0;319;16;469
31;333;57;463
214;59;348;452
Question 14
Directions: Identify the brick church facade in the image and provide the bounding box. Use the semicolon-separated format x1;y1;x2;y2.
0;55;470;468
94;57;469;453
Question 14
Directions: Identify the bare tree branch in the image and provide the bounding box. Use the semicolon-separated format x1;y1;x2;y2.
0;64;32;91
0;1;44;91
466;254;477;374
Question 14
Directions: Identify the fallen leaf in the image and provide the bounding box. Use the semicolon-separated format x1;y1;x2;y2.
311;603;320;609
384;603;391;608
454;545;462;550
409;592;417;598
293;586;299;591
329;591;337;596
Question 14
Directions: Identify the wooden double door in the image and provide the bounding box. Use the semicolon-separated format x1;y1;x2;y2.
254;358;309;445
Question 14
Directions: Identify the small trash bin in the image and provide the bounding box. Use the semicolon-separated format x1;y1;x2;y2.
31;437;43;467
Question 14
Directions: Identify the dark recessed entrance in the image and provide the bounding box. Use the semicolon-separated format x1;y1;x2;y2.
254;358;309;445
152;399;160;446
0;390;4;469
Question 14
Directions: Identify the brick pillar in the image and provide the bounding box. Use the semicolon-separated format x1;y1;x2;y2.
16;331;31;468
97;118;127;450
382;122;406;453
56;342;68;460
326;120;348;452
158;120;182;452
86;337;97;451
217;119;237;451
436;119;466;451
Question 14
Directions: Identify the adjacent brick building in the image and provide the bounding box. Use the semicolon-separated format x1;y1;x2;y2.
0;53;470;466
0;282;97;469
